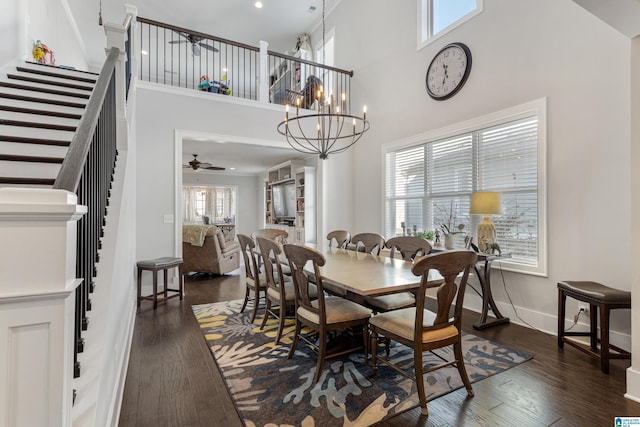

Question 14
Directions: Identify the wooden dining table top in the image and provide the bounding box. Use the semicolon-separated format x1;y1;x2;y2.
308;245;444;298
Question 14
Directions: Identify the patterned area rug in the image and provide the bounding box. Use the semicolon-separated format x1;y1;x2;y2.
192;300;532;426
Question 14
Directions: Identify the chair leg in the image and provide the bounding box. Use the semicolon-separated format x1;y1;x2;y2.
600;305;611;374
557;289;566;348
260;299;271;330
370;328;378;374
250;287;260;323
454;341;474;396
240;285;250;313
288;320;302;359
313;330;327;384
414;347;428;416
275;303;287;345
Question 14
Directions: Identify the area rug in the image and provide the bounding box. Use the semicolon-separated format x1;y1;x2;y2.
192;300;532;427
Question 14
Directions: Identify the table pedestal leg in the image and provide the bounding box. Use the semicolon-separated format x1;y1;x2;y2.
472;258;510;330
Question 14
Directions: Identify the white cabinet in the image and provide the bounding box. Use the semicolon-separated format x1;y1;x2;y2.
269;48;312;105
264;160;315;244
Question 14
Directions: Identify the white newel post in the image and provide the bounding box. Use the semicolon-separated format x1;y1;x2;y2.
0;188;86;427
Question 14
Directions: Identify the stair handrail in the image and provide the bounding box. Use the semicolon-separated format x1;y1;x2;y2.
53;48;120;192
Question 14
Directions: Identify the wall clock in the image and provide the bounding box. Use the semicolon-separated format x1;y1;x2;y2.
425;42;472;101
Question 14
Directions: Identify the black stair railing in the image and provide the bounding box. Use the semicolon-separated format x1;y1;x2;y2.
53;47;120;379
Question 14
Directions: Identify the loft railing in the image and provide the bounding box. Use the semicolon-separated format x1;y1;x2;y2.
135;17;355;111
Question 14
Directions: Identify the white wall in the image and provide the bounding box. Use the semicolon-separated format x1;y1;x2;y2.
24;0;88;70
321;0;632;340
182;172;261;236
135;84;302;261
0;0;24;67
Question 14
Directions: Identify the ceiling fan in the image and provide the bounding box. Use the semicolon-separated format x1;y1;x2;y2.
169;32;219;56
183;154;225;171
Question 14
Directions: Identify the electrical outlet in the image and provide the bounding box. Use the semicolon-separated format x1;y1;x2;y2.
578;302;589;315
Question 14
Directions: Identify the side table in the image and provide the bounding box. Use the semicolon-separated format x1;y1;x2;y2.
472;253;511;330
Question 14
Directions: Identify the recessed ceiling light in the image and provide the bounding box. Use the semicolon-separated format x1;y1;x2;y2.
141;50;148;55
230;167;236;170
255;1;263;8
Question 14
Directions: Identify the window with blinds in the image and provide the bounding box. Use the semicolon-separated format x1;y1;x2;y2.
385;104;545;273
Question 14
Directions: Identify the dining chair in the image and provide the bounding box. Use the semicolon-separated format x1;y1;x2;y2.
252;228;288;244
369;250;478;416
252;228;291;275
256;237;306;345
349;232;385;255
237;233;267;323
326;230;351;249
385;236;432;261
364;235;434;313
283;244;372;384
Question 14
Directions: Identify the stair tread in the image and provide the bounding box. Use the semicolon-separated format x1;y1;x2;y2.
0;135;71;146
0;177;56;185
16;66;97;84
23;61;99;76
8;74;94;92
0;154;64;163
0;81;90;99
0;92;86;109
0;105;82;120
0;119;77;132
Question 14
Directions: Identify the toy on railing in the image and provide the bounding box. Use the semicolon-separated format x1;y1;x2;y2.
198;75;231;95
32;40;55;65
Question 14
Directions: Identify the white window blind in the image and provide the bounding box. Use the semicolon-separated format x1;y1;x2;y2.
385;114;541;269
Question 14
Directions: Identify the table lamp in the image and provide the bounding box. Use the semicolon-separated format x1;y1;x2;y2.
470;191;502;252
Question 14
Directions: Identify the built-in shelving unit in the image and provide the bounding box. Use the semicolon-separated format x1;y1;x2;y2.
264;160;315;244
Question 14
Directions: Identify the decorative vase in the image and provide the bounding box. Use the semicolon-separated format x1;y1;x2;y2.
444;234;455;250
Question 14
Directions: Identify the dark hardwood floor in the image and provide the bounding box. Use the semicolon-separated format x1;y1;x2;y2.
119;271;640;426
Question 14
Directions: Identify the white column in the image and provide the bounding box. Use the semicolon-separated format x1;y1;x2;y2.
259;40;270;103
626;35;640;403
0;188;86;427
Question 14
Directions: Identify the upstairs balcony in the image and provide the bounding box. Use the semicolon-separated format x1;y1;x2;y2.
135;17;355;112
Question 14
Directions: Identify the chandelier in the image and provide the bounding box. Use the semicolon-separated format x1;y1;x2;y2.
276;0;369;160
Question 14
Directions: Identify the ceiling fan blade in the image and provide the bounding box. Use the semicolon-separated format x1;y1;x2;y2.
168;40;189;44
198;162;213;168
204;166;225;171
198;43;219;53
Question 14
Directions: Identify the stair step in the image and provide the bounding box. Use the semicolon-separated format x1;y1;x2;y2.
0;119;76;132
0;81;90;99
0;177;55;186
0;111;79;128
0;135;71;147
24;61;99;77
0;97;84;116
16;66;97;84
0;154;64;163
0;105;82;120
0;92;86;109
8;74;93;92
0;158;61;177
0;125;75;141
0;140;68;158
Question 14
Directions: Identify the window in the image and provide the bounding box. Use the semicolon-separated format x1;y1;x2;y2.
384;99;547;275
418;0;483;49
183;186;237;224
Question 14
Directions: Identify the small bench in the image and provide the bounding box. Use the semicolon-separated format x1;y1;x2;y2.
137;257;184;309
557;280;631;373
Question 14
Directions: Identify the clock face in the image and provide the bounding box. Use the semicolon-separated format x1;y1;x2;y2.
426;42;472;100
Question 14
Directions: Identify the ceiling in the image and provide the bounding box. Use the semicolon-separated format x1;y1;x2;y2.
181;139;310;176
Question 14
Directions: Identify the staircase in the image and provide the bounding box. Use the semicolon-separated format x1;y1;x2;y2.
0;61;98;187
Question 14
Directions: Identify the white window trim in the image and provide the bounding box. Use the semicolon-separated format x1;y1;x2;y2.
417;0;484;51
381;98;548;277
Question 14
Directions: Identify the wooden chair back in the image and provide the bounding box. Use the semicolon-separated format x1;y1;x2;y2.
412;250;477;334
385;236;432;261
252;228;288;245
350;232;385;255
237;233;260;284
326;230;351;249
255;236;286;296
283;244;327;322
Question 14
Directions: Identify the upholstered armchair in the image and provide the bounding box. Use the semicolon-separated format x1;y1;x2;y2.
182;225;241;275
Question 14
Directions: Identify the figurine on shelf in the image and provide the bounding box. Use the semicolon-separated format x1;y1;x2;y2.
433;229;441;246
